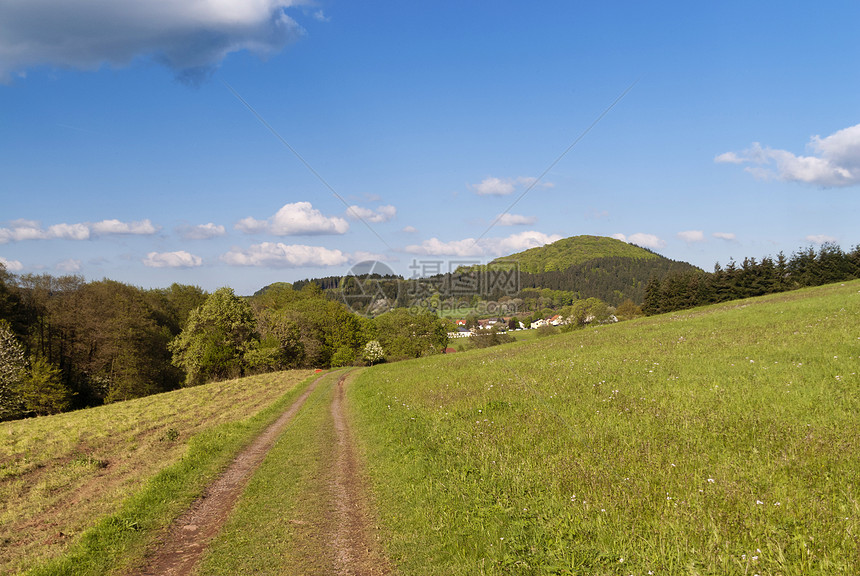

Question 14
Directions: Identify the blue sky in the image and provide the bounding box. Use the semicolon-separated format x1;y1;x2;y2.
2;1;859;294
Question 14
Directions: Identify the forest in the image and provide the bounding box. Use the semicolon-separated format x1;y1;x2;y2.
642;242;860;315
0;269;447;421
517;254;699;305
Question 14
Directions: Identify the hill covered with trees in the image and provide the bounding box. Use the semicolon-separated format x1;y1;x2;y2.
498;236;700;305
273;236;700;314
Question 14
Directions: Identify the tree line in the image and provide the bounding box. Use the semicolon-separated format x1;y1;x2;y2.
0;268;447;421
642;243;860;315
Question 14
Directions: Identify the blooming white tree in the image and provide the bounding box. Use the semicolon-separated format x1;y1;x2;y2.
0;321;25;420
362;340;385;366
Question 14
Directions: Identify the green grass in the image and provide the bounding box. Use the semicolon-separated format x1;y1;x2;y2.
0;370;315;575
349;281;860;575
199;371;342;575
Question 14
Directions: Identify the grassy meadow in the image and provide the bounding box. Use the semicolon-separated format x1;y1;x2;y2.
349;281;860;575
0;369;314;575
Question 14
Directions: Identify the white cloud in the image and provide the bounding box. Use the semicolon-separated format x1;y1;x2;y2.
405;237;485;257
0;0;305;84
806;234;838;245
495;231;562;255
143;251;203;268
236;202;349;236
401;225;418;234
495;213;537;226
91;219;158;235
712;232;736;241
405;230;561;258
312;9;330;22
0;220;45;242
0;257;23;271
716;123;860;187
470;176;554;196
56;259;82;272
0;218;156;243
235;217;268;234
221;242;349;268
713;151;743;164
612;233;666;250
677;230;705;243
472;177;516;196
346;205;397;223
179;223;226;240
48;223;91;240
350;251;388;263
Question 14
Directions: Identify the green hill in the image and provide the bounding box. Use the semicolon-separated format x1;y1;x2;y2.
490;235;701;305
493;234;660;273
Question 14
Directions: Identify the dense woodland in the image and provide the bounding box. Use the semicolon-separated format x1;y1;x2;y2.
643;243;860;315
0;269;447;421
517;255;699;305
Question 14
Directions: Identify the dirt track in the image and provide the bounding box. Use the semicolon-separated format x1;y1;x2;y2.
329;372;392;576
133;370;390;576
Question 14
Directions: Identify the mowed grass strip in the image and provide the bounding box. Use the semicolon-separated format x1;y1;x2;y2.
349;281;860;575
0;369;315;575
199;371;341;575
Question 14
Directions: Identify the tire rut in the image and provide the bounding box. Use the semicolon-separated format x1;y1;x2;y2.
329;370;392;576
132;373;327;576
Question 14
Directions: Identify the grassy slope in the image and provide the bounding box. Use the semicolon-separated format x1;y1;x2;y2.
491;235;659;273
0;370;314;575
349;281;860;575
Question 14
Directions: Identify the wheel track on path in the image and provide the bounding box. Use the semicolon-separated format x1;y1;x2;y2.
132;369;392;576
329;370;392;576
133;372;327;576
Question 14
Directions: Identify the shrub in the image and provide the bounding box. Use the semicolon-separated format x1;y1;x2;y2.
535;325;559;338
331;346;357;368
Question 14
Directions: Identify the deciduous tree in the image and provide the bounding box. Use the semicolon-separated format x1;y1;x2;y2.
18;356;72;416
170;287;257;386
